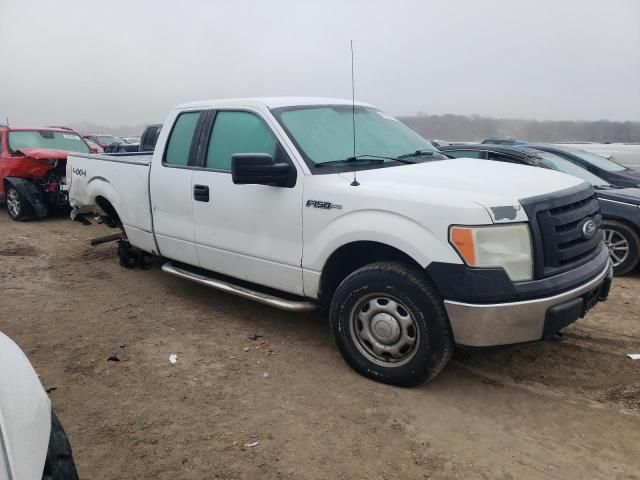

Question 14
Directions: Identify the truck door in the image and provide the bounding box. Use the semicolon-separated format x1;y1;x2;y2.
190;109;304;295
149;110;204;266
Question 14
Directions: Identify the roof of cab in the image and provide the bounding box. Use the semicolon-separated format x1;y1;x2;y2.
175;96;374;110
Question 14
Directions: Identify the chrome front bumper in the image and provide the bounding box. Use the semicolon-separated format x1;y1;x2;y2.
444;262;612;347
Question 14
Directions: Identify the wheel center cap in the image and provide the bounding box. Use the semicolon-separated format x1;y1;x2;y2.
371;313;401;344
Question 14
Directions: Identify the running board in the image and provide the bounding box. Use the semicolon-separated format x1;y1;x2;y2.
161;261;319;313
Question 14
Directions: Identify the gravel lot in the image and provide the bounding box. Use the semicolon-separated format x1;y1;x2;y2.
1;213;639;480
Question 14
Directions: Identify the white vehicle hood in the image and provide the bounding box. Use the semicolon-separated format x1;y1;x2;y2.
0;333;50;480
339;158;586;222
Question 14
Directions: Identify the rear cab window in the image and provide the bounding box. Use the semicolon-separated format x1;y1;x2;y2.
164;111;202;166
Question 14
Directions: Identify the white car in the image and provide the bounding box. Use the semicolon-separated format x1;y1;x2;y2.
66;97;612;386
0;333;78;480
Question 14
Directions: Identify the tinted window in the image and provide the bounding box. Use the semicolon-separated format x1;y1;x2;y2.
165;112;200;166
444;149;483;159
205;111;277;171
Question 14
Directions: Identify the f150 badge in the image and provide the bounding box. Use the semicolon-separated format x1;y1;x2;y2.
306;200;342;210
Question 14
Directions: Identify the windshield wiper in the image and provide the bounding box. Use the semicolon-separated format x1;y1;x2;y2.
315;154;413;167
396;149;439;160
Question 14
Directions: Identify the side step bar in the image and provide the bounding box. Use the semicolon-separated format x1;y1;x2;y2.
161;261;319;313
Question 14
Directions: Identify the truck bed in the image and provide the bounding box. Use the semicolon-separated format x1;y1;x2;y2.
66;152;155;252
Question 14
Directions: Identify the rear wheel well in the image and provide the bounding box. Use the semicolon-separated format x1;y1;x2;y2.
95;196;122;228
319;241;424;306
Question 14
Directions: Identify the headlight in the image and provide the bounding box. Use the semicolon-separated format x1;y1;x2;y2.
449;223;533;281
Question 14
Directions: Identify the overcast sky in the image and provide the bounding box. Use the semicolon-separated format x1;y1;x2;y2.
1;0;639;127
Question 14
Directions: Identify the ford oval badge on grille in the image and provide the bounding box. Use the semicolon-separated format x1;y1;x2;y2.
581;218;597;239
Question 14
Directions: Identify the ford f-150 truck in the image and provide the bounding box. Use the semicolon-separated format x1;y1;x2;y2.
66;97;612;386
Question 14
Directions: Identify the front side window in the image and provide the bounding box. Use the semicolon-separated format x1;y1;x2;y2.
273;105;436;169
205;111;277;171
164;111;201;166
8;130;90;154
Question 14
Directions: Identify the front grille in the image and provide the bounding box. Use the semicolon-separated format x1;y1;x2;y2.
521;184;603;278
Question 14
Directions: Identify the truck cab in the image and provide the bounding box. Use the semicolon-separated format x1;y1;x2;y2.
66;97;612;386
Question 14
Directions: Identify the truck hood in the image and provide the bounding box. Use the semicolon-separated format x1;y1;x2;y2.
0;333;51;480
15;148;69;160
338;158;585;222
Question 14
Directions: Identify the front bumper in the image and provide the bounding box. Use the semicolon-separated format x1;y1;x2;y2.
444;262;612;347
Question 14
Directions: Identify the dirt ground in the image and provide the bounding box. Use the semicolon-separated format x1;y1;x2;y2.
1;213;639;480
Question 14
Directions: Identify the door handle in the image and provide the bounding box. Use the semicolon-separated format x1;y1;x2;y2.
193;184;210;202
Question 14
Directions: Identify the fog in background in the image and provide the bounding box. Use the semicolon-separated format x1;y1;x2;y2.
1;0;639;137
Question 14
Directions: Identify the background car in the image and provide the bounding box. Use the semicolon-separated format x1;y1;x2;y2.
0;332;78;479
0;126;91;220
84;139;104;153
83;134;125;149
440;144;640;275
122;136;140;144
530;144;640;188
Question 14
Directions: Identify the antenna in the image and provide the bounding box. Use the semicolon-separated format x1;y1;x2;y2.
350;40;359;187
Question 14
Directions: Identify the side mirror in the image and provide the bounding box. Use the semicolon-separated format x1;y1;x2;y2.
231;153;292;187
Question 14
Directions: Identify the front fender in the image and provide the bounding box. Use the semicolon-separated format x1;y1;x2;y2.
304;209;463;273
4;177;48;218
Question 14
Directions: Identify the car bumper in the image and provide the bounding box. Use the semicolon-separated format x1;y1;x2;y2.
444;262;612;347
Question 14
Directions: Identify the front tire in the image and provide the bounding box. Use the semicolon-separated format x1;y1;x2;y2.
42;412;79;480
329;262;453;387
603;220;640;275
6;186;28;221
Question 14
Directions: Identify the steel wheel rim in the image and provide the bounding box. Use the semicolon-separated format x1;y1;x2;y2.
603;228;629;267
6;189;20;218
349;294;420;367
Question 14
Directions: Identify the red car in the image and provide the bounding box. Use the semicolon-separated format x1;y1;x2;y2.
0;126;92;221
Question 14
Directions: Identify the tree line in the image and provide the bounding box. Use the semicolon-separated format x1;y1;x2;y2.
399;114;640;143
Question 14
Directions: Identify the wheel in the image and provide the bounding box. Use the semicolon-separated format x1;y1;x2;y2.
5;186;27;221
42;412;79;480
329;262;454;387
118;240;138;268
603;220;640;275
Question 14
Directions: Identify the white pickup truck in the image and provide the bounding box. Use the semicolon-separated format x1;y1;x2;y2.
67;97;612;386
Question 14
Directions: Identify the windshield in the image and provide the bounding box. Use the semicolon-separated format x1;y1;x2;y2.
532;152;609;186
8;130;90;154
272;105;437;167
555;146;627;172
97;135;123;145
